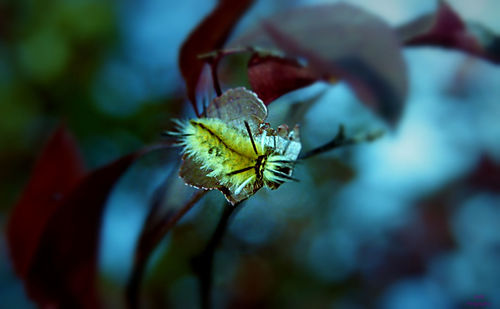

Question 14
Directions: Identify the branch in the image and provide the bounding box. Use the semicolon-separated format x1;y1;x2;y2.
191;201;242;309
299;125;383;160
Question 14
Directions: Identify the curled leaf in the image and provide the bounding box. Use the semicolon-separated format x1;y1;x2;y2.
231;3;408;125
205;86;267;131
398;1;500;64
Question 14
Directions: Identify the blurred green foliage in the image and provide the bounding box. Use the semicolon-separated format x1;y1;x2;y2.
0;0;181;210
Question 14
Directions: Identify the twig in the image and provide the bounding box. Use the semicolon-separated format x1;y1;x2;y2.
197;46;283;61
299;125;384;160
197;46;253;61
191;201;242;309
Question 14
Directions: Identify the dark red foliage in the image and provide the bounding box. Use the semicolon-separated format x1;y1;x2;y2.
9;1;500;307
247;54;319;105
7;125;169;307
25;151;153;308
363;197;454;290
398;1;500;64
467;156;500;192
179;0;255;116
232;3;408;125
7;125;86;279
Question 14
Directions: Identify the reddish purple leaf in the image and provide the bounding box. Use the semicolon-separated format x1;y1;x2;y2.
7;124;170;307
179;0;255;116
231;3;407;125
22;150;154;308
247;54;320;105
398;1;500;64
7;125;86;279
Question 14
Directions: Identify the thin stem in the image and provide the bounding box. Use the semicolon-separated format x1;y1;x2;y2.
197;46;283;61
126;189;208;309
197;46;253;61
191;201;242;309
299;125;348;160
299;125;383;160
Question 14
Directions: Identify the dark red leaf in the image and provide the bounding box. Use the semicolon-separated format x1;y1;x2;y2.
467;156;500;192
22;149;156;308
247;54;319;105
231;3;407;125
7;125;86;279
179;0;255;116
398;1;500;64
7;124;170;307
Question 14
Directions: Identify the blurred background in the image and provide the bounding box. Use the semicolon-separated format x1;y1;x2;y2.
1;0;499;308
